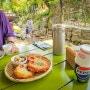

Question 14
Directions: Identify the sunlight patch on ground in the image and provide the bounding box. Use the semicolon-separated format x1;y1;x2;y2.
44;39;53;46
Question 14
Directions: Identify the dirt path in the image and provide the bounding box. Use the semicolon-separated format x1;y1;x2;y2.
15;25;75;47
14;24;53;45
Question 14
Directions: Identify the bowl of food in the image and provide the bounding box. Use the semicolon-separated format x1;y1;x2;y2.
11;55;27;66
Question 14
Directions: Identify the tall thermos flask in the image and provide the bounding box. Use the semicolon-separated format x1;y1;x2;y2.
53;24;65;55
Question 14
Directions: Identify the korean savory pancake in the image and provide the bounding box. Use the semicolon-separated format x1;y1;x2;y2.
27;54;43;61
27;55;50;73
14;64;34;79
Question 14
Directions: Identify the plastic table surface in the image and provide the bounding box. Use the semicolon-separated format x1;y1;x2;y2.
0;43;90;90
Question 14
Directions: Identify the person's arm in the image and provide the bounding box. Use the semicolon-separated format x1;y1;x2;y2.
6;36;19;54
0;10;19;53
0;10;15;40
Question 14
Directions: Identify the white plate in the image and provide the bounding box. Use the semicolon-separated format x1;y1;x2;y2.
0;51;5;59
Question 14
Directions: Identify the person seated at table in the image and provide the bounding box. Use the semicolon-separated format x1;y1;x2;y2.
0;10;19;53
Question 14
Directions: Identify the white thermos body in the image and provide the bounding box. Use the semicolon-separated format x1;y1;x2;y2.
53;24;65;55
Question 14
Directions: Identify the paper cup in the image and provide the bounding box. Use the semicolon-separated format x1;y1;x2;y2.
2;44;12;55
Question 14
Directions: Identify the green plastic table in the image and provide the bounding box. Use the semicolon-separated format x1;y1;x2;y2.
0;43;90;90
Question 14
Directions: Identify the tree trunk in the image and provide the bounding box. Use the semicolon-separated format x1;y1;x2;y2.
59;0;64;23
82;0;87;26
